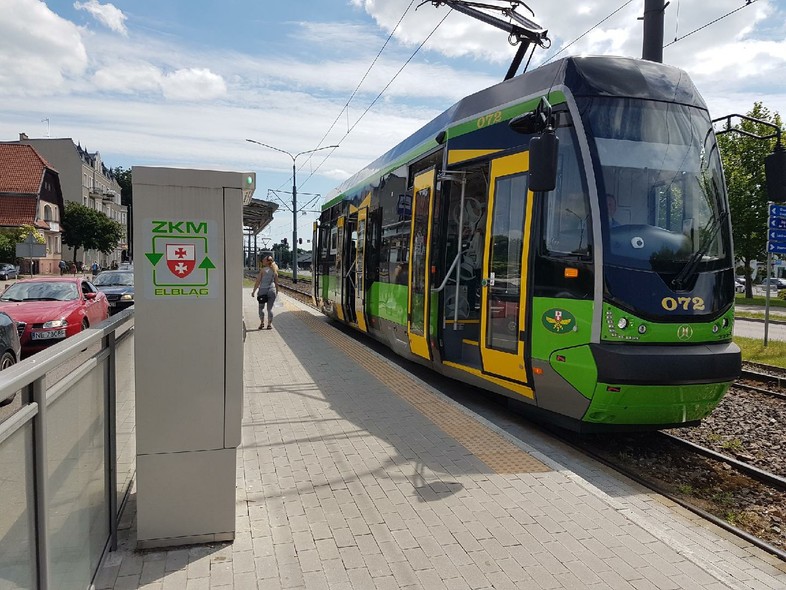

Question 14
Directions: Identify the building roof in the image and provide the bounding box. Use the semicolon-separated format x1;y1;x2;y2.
0;144;57;194
243;198;278;234
0;195;38;227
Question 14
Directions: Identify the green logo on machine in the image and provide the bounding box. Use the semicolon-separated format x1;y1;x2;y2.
542;308;576;333
144;219;216;298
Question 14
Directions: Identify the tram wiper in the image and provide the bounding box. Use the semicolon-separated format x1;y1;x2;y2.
670;209;728;290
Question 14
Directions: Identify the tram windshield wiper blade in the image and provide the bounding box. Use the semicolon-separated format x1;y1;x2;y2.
671;209;728;290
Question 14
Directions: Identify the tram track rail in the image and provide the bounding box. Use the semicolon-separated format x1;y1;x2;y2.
545;425;786;562
661;431;786;492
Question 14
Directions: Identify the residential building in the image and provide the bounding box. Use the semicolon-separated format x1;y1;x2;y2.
0;144;65;274
11;134;128;268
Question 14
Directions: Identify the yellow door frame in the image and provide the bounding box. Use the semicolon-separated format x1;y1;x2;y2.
479;151;532;383
354;206;369;333
407;168;436;360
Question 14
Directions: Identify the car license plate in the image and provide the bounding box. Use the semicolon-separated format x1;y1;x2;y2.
31;329;66;340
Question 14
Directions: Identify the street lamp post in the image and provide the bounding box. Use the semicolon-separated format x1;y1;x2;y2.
246;139;338;283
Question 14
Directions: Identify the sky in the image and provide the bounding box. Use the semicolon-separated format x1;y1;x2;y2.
1;0;785;250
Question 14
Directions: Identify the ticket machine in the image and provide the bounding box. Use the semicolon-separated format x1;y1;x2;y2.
132;167;254;548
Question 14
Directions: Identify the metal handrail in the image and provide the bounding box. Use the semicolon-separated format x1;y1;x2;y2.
432;251;463;293
0;307;134;402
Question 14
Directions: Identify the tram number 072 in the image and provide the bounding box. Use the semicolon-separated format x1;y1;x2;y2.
661;297;705;311
476;111;502;128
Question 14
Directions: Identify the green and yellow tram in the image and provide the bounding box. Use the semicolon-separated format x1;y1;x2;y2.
313;55;741;432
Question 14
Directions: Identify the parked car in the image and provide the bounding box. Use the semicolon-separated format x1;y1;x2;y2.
0;277;109;357
93;270;134;314
0;310;22;406
0;263;19;281
760;277;786;290
735;277;745;293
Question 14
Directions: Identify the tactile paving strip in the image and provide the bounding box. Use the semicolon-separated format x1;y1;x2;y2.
287;305;551;475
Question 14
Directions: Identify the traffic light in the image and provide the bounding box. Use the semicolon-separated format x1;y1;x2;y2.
281;238;288;245
298;238;302;245
766;148;786;203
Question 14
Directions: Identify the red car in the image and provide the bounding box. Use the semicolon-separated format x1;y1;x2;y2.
0;277;109;357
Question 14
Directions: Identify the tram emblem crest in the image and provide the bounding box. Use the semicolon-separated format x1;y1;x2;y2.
542;308;575;333
677;325;693;341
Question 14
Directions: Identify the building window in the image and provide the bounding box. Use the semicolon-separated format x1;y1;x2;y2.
44;205;53;221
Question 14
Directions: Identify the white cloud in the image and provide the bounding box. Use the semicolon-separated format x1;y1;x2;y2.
161;68;228;101
92;62;163;94
0;0;88;95
74;0;128;36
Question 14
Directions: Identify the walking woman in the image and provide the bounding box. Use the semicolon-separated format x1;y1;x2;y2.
251;255;279;330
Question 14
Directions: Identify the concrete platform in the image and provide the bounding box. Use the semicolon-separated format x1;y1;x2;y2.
93;291;786;589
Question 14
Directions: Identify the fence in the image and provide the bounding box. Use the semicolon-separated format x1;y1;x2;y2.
0;309;135;590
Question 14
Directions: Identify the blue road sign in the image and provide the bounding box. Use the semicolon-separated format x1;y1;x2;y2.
769;242;786;253
770;229;786;241
771;217;786;229
771;204;786;218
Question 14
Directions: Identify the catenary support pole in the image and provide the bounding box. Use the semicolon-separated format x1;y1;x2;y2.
642;0;665;63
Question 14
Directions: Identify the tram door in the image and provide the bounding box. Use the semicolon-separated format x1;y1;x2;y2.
407;168;437;360
351;207;369;332
342;215;358;324
480;152;532;383
335;216;346;321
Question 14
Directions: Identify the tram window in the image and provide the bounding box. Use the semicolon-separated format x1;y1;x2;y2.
329;227;338;255
542;128;592;256
380;221;410;283
654;181;686;232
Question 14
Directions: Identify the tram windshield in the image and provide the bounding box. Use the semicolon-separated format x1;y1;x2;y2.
579;97;731;274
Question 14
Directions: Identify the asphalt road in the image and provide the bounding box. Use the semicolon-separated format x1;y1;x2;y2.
734;317;786;341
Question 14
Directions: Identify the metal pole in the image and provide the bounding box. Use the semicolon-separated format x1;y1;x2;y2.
765;204;773;346
292;160;298;284
106;332;118;550
454;176;467;330
642;0;665;63
245;139;338;283
32;376;51;589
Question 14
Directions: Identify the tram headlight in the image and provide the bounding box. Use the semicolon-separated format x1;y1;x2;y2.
617;318;628;330
722;318;729;328
638;324;647;334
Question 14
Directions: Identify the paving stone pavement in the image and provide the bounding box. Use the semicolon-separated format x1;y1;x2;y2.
94;290;786;589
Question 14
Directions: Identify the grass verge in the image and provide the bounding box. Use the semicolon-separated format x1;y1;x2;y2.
736;294;786;307
734;335;786;368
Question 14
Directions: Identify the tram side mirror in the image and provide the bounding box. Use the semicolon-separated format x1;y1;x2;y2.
765;148;786;203
529;129;559;192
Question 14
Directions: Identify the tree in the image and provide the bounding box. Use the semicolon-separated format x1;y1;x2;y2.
0;225;44;263
717;102;784;298
62;202;125;263
112;166;132;208
272;242;291;267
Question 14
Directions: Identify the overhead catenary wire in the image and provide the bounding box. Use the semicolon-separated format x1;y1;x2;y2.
303;0;418;169
269;0;420;237
542;0;635;65
299;9;453;189
664;0;758;48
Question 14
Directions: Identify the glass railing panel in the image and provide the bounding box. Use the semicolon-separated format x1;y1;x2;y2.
46;360;109;589
0;421;37;590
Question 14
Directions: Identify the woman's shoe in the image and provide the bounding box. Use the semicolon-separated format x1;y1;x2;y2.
258;323;264;330
266;324;273;330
